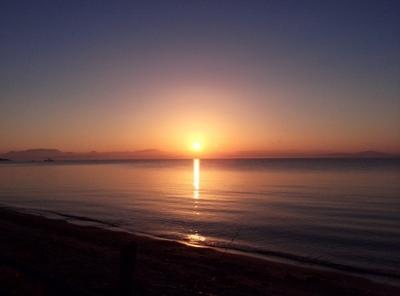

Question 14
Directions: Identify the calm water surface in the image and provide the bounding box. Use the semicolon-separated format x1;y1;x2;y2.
0;158;399;277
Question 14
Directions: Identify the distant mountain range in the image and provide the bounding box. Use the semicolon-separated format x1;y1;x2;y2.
0;148;177;161
224;150;398;159
0;148;398;161
322;150;396;158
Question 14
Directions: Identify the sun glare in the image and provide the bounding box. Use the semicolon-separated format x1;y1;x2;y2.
193;142;201;150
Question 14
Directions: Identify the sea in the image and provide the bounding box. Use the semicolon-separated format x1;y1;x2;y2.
0;158;399;280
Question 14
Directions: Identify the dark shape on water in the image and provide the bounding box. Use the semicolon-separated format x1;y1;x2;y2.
44;158;54;162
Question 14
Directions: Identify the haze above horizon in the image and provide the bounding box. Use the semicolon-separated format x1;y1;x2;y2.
1;1;399;155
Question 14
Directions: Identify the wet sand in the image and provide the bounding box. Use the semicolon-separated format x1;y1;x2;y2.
0;207;398;295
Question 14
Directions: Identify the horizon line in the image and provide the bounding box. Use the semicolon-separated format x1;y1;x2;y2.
1;148;399;161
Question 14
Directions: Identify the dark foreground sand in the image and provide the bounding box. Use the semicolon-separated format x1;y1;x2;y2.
0;207;399;296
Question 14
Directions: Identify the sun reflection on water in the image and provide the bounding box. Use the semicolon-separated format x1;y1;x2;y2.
193;158;200;199
188;233;206;244
187;158;206;244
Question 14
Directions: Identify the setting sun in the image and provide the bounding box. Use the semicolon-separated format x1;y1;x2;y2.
192;142;201;150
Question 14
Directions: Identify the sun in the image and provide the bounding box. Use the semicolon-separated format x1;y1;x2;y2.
192;142;201;150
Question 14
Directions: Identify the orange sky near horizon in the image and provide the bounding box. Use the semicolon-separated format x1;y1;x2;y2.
1;76;400;155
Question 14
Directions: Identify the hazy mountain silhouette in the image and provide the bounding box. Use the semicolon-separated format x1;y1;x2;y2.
0;149;169;161
0;148;397;161
323;150;396;158
1;149;70;160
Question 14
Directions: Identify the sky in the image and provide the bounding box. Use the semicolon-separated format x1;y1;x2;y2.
1;0;399;156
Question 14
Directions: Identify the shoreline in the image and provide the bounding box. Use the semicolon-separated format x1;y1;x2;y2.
1;207;399;295
13;206;400;283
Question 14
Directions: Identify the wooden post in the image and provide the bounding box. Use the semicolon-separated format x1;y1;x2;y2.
120;243;137;296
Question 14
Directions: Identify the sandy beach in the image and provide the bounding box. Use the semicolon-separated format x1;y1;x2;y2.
0;207;398;296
